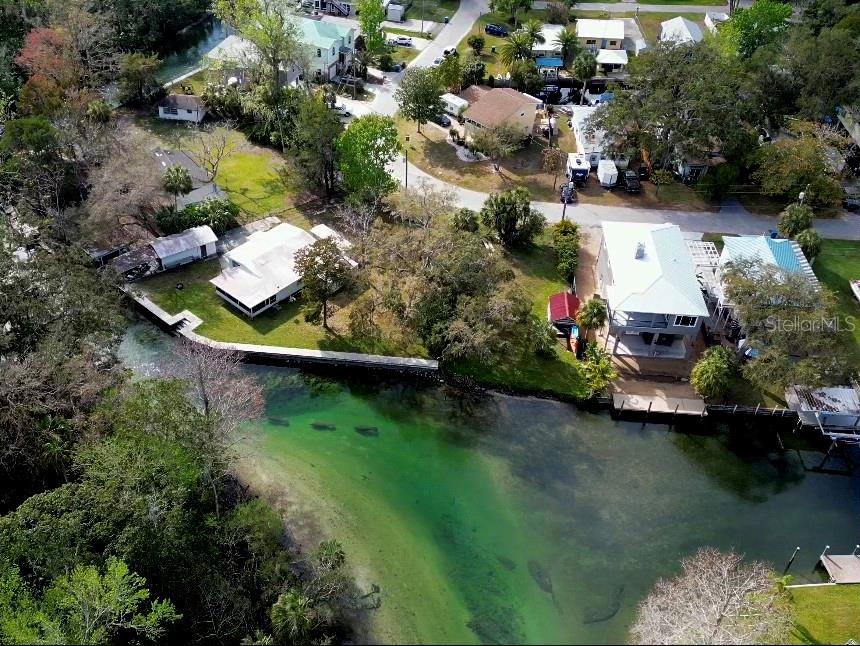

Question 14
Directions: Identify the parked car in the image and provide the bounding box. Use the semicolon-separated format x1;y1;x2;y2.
431;113;451;127
388;35;413;47
442;47;457;57
332;104;351;117
637;165;650;181
844;194;860;211
620;170;641;194
560;184;577;204
430;56;444;67
484;23;508;36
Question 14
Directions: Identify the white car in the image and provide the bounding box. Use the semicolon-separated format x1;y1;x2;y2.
431;56;444;67
388;35;413;47
442;47;455;57
332;104;351;117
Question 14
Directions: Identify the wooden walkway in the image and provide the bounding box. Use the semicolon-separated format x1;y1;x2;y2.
126;288;439;373
821;554;860;584
613;393;706;417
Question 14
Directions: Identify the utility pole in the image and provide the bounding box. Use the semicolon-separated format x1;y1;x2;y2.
404;134;409;190
421;0;425;36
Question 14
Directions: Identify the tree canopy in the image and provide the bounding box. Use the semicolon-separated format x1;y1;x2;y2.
721;0;792;58
480;187;545;247
336;114;401;204
395;67;444;133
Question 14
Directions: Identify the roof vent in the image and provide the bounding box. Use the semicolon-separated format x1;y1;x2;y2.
635;242;645;259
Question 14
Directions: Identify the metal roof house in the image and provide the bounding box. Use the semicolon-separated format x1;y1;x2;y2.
660;16;704;44
298;17;355;81
210;223;317;317
597;222;709;359
158;94;207;124
150;225;217;270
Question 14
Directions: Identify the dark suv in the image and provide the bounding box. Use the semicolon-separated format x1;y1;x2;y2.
620;170;641;193
485;23;508;37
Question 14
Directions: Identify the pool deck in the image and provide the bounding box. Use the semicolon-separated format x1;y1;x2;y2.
821;554;860;584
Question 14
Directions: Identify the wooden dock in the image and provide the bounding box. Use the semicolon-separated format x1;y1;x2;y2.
612;393;706;417
820;554;860;584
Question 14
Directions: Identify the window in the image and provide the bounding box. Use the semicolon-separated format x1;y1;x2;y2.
166;107;178;115
586;39;596;45
674;315;698;327
609;40;617;46
331;47;335;56
186;109;193;114
317;48;321;57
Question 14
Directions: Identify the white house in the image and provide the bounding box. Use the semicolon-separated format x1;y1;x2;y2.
532;23;565;58
660;16;704;44
298;17;355;81
157;94;207;124
210;223;318;317
150;225;217;270
704;11;729;34
568;105;606;168
575;19;625;52
597;222;709;359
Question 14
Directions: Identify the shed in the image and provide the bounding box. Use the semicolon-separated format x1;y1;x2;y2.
597;159;618;187
150;225;217;270
158;94;207;124
441;92;469;116
548;292;581;327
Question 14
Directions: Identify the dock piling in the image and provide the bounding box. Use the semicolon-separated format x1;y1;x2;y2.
784;546;800;574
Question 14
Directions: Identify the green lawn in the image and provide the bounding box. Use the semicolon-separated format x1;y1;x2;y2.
138;259;427;357
409;0;459;25
217;150;295;220
790;585;860;644
455;9;551;77
813;239;860;364
452;234;589;399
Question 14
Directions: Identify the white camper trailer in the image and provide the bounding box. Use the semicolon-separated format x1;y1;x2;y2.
597;159;618;188
441;93;469;117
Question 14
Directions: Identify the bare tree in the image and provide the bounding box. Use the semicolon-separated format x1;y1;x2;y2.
189;123;238;182
630;548;793;645
83;130;168;245
170;339;265;516
336;202;376;267
386;177;456;229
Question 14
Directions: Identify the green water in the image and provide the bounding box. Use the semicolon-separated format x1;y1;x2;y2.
121;324;860;644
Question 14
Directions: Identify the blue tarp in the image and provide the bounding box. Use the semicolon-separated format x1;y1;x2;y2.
536;57;563;68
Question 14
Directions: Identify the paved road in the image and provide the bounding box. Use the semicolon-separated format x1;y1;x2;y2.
574;2;728;13
337;0;860;241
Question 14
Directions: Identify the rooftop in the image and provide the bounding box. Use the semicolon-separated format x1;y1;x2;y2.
462;88;540;129
576;18;625;41
720;236;818;285
158;94;205;110
150;225;217;260
298;16;353;48
210;223;316;308
660;16;704;43
205;34;259;63
602;222;709;317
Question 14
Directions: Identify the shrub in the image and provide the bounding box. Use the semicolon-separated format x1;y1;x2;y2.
651;169;674;185
379;53;394;72
487;74;495;87
467;34;485;55
452;207;479;232
795;227;822;260
778;203;813;239
527;315;558;357
690;346;737;400
157;197;239;235
696;163;740;201
552;220;581;282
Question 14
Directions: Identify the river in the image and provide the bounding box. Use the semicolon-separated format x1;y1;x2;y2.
156;16;230;84
120;322;860;644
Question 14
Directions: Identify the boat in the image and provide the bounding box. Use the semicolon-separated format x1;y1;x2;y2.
851;279;860;304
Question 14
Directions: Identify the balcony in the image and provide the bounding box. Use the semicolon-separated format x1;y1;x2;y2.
610;312;670;329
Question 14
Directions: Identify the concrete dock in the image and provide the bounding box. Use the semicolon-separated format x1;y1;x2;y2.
821;554;860;584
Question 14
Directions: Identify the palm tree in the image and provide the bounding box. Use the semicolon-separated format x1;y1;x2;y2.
577;298;607;340
500;0;532;28
572;52;598;105
554;26;581;67
499;31;532;68
162;166;193;211
521;18;545;53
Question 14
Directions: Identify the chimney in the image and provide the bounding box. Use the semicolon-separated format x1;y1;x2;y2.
635;242;645;259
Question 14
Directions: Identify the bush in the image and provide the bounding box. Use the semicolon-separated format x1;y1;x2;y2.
778;203;813;238
487;74;495;87
467;34;485;55
527;315;558;357
690;346;737;400
452;207;479;232
795;227;822;260
552;220;581;282
379;53;394;72
651;169;674;185
157;198;239;235
201;83;244;120
696;163;740;201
